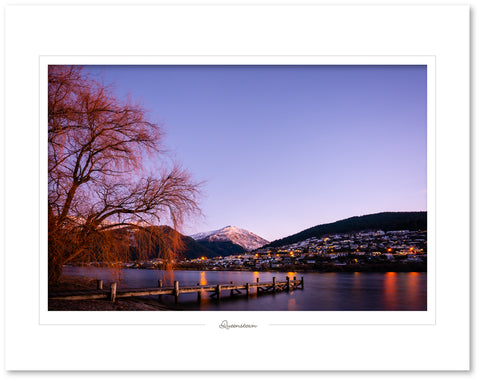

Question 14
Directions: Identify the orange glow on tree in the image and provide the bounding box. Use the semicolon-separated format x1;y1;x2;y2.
48;66;201;283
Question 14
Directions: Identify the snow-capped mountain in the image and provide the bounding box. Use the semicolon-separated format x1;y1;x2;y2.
191;225;270;251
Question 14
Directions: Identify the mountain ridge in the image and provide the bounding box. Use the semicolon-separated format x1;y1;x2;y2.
263;211;427;249
191;225;270;251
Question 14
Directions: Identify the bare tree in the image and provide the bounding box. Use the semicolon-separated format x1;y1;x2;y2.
48;65;200;283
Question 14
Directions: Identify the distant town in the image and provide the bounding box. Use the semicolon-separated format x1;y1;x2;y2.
181;229;427;272
78;229;427;273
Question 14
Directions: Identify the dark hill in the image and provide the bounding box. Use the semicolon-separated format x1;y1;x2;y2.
265;211;427;248
178;234;220;260
195;240;246;257
125;225;220;260
154;226;221;260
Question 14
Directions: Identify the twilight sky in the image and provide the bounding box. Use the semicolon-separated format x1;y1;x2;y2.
85;65;427;241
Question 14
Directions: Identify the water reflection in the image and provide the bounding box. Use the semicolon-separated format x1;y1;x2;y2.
383;272;398;310
350;272;363;309
404;272;426;310
288;298;297;311
62;267;427;311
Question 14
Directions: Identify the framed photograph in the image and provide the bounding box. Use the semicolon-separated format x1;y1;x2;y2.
41;56;435;325
4;3;470;372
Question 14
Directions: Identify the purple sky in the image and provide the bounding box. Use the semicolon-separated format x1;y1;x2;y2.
85;65;427;241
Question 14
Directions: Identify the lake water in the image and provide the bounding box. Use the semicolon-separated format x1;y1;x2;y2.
62;267;427;311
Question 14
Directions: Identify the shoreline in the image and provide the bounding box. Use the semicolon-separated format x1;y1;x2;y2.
68;262;427;273
172;264;427;273
48;275;176;311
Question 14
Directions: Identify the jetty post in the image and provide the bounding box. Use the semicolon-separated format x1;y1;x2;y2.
158;280;163;301
286;276;291;291
97;279;103;290
272;277;276;293
230;281;234;297
109;282;117;302
216;284;222;301
174;281;179;303
197;283;201;302
245;283;250;297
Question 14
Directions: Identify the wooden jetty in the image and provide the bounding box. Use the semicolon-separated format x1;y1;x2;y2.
49;276;304;304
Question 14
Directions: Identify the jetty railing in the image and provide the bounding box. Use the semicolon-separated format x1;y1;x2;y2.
49;276;304;303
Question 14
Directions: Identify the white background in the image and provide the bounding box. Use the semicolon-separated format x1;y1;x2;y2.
1;0;474;379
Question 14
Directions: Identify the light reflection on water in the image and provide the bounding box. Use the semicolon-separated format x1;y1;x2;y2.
383;272;398;310
199;271;207;286
62;267;427;311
